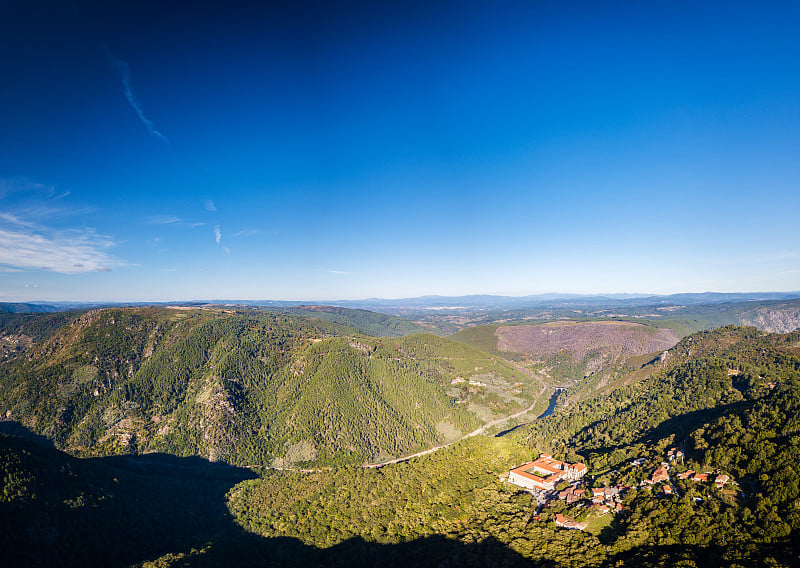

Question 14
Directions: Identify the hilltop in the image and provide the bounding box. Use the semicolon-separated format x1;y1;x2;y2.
0;306;540;467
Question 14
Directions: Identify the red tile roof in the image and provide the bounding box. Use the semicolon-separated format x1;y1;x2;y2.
510;454;587;487
652;466;669;483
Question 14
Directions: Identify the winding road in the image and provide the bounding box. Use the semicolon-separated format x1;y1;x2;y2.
364;393;546;468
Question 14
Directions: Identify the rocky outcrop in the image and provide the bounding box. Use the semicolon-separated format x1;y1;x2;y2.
739;305;800;333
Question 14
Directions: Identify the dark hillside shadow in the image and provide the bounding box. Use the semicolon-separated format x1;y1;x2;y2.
1;430;540;568
495;422;528;437
96;451;259;481
567;400;755;460
168;534;549;568
0;419;54;447
635;399;754;447
606;540;799;568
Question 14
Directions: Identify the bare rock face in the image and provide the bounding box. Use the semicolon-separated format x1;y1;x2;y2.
495;321;680;384
495;321;679;361
739;305;800;333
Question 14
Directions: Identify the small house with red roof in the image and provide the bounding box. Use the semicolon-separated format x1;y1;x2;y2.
554;513;588;531
652;466;669;484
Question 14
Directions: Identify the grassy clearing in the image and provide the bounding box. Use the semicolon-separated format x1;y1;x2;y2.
584;512;613;536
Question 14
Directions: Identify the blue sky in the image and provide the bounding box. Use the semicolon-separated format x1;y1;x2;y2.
1;1;799;302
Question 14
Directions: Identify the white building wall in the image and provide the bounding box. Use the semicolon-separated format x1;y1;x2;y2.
509;471;537;490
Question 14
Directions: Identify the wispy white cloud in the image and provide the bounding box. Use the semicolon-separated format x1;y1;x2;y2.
204;199;216;211
24;284;39;288
0;181;122;273
143;215;206;228
0;178;55;199
21;204;95;220
145;214;182;225
0;181;94;223
104;46;170;145
0;212;37;228
214;225;222;245
0;226;120;273
232;229;260;237
326;270;352;275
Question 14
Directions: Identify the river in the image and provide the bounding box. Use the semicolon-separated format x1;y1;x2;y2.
539;390;560;418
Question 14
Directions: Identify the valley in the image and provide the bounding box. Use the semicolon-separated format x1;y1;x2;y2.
0;307;547;468
2;300;800;567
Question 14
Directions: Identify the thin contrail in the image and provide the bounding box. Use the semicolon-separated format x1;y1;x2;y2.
103;45;170;144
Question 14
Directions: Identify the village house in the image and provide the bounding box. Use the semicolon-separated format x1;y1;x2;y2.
549;484;629;531
652;466;669;483
592;486;621;500
642;466;669;486
554;513;588;531
508;454;588;491
677;470;730;487
667;447;684;462
558;486;585;504
588;485;627;509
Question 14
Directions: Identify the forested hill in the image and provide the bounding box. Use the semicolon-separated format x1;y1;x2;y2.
269;305;432;337
512;325;800;458
223;326;800;568
4;325;800;566
0;307;538;467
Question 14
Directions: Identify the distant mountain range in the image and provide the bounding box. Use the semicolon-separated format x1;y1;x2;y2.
4;291;800;315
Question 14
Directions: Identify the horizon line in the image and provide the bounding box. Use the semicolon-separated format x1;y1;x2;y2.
4;289;800;306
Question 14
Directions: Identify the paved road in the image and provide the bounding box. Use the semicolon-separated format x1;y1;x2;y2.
364;394;545;468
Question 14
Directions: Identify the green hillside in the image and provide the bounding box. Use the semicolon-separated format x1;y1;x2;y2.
0;307;536;467
225;326;800;567
3;325;800;566
272;305;432;337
